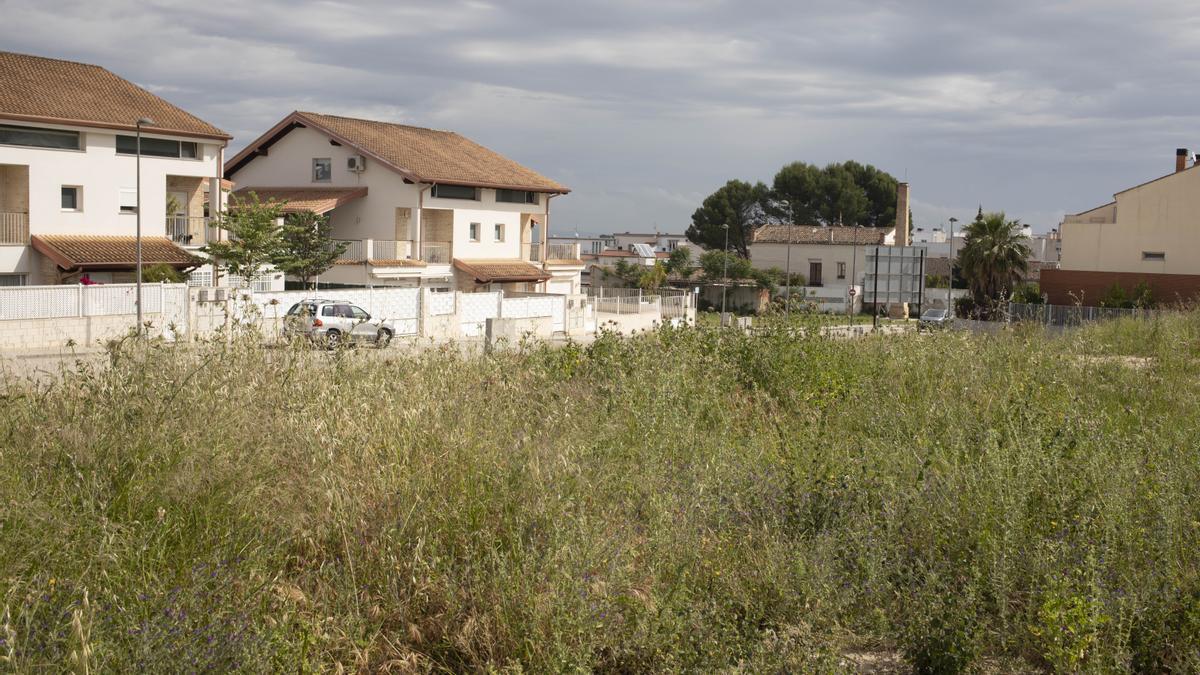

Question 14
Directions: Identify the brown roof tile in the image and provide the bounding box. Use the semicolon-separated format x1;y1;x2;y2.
227;111;567;192
0;51;229;140
32;235;201;270
453;259;551;283
753;225;888;245
232;187;368;214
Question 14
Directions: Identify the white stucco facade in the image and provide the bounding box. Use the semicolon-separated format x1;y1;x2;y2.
228;122;580;292
0;120;224;284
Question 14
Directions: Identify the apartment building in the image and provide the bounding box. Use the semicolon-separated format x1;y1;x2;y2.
225;111;583;295
0;51;229;285
1044;148;1200;303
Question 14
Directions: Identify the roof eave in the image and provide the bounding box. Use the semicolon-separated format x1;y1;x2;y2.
0;112;231;141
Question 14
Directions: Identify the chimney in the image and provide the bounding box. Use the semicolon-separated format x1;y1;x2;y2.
895;182;910;246
1177;148;1189;173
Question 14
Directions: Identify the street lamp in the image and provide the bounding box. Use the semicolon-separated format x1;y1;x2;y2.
135;116;155;335
778;199;793;319
947;217;958;317
849;220;861;321
720;220;729;314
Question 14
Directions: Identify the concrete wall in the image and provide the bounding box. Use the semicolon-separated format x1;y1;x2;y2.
1060;168;1200;274
0;313;172;350
749;241;869;287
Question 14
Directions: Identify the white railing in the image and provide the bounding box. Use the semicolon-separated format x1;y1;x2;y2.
547;243;580;261
0;212;29;245
370;239;414;261
589;287;662;315
334;239;366;262
421;241;451;264
523;241;543;262
166;216;214;246
0;282;188;321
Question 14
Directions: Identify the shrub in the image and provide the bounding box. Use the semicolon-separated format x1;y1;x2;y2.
1011;282;1043;304
1099;282;1132;309
142;263;184;283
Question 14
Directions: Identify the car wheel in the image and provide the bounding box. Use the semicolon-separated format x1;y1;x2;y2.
324;330;342;350
376;328;393;348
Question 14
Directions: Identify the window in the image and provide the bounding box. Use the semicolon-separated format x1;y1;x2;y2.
119;188;138;214
1142;251;1166;261
837;262;846;279
312;158;332;182
350;306;370;320
809;261;823;286
495;189;539;204
116;135;198;158
431;184;479;200
0;274;26;287
61;186;81;211
494;223;505;242
469;222;480;241
0;124;80;150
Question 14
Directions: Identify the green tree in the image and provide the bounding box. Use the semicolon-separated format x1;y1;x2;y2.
958;212;1031;310
664;247;693;278
1099;283;1132;309
1132;281;1155;309
203;192;284;283
686;180;770;257
142;263;185;283
770;161;899;227
1011;282;1044;304
698;249;753;282
638;262;668;291
611;260;643;286
273;210;349;290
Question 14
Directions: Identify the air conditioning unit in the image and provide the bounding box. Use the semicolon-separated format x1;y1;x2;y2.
347;155;367;172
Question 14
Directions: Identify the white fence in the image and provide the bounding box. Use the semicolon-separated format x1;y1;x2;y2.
247;287;422;336
0;283;187;321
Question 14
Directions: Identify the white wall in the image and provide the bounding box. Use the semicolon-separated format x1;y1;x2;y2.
0;121;221;238
228;125;550;261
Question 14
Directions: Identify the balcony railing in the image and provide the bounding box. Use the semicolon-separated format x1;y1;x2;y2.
333;239;366;262
166;216;217;246
547;243;581;261
523;241;542;262
370;239;414;261
421;241;450;264
0;212;29;245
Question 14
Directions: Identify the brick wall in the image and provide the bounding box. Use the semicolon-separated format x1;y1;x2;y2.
1041;269;1200;306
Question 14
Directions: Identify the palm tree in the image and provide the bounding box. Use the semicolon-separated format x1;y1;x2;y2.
958;212;1030;313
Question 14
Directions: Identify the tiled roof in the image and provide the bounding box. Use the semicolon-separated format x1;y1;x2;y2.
453;259;551;283
232;187;368;214
0;51;229;140
32;235;201;270
226;111;568;193
753;225;888;245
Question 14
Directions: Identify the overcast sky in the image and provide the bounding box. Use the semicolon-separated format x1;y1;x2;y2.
4;0;1198;235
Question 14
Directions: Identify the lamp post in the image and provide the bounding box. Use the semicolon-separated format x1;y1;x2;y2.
778;199;793;319
947;216;958;317
849;221;860;321
135;116;155;335
721;223;730;318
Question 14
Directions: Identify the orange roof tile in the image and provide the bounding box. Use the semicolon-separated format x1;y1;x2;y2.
0;51;229;140
227;111;568;193
232;187;368;215
753;225;888;245
453;259;551;283
32;235;201;270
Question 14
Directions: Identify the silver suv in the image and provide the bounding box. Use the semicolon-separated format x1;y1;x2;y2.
283;299;394;348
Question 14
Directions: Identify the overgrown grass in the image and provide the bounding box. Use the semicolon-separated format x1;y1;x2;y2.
2;314;1200;672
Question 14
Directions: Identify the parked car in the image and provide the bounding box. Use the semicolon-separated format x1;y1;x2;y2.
283;299;394;348
918;308;952;331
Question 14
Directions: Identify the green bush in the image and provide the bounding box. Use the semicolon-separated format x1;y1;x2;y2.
141;263;184;283
1099;282;1133;309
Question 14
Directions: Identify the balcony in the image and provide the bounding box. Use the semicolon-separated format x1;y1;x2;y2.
330;239;451;265
523;241;542;262
421;241;450;264
0;212;29;245
546;243;582;262
167;216;218;246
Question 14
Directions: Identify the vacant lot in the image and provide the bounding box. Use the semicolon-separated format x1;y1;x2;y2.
2;315;1198;672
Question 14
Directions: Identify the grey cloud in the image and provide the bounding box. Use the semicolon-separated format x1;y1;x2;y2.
2;0;1198;233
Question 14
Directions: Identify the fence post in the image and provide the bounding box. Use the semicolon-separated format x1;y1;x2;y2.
78;283;86;317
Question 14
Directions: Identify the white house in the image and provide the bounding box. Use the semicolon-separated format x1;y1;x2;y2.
0;51;230;285
224;111;584;295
